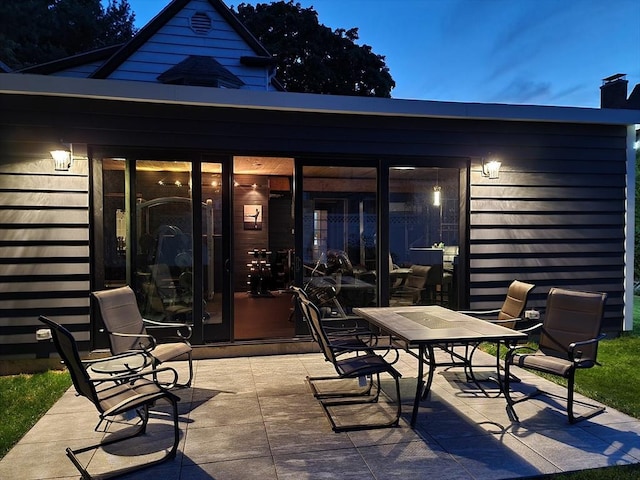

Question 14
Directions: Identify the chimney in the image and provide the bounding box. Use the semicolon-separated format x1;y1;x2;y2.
600;73;628;108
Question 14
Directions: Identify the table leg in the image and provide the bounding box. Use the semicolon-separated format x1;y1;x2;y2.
421;345;436;400
411;345;426;427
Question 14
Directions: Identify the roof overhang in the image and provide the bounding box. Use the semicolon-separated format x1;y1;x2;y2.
2;73;640;126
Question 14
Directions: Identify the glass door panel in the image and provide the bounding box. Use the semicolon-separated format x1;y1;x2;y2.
135;161;194;324
232;156;295;340
389;167;459;307
201;162;225;340
302;165;378;317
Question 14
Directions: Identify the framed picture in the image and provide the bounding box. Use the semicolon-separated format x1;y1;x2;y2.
244;204;263;230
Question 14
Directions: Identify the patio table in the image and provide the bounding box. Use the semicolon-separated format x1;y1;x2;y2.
353;305;527;427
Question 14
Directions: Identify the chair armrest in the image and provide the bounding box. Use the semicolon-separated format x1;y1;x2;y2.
107;331;157;353
518;322;543;335
143;318;193;340
82;350;148;365
457;309;501;316
89;365;179;389
569;333;606;363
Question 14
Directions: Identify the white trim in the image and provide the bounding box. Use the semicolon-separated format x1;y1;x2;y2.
624;124;637;332
2;73;640;125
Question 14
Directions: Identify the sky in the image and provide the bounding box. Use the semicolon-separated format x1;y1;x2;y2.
122;0;640;108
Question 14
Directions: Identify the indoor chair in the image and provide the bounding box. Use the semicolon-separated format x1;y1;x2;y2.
38;315;180;480
92;285;193;387
390;265;431;305
503;287;607;424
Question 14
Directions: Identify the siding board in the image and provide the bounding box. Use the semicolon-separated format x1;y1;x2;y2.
0;148;90;352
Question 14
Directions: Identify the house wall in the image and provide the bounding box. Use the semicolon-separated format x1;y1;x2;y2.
0;93;628;357
0;142;90;356
105;0;273;90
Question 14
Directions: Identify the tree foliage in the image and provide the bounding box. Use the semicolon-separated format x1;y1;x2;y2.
0;0;137;70
234;1;395;97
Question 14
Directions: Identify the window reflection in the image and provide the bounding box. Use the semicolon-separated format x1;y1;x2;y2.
303;166;377;317
389;167;459;308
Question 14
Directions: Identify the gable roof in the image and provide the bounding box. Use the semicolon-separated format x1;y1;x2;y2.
158;55;244;88
17;44;123;75
90;0;272;80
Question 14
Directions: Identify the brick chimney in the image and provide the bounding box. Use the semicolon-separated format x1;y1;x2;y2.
600;73;629;108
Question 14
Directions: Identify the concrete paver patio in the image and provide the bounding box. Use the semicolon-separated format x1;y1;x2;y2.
1;348;639;479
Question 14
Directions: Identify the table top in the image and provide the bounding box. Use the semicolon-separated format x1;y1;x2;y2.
90;352;150;375
353;305;527;345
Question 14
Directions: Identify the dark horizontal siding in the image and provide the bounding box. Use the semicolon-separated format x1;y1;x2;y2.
0;150;90;357
467;126;627;333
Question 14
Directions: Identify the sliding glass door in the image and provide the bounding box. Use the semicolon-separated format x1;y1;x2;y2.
300;164;378;317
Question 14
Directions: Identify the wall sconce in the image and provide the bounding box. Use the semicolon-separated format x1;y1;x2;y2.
50;142;72;171
482;157;501;179
432;185;441;207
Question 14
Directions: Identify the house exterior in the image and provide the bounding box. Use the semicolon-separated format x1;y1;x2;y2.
1;0;639;360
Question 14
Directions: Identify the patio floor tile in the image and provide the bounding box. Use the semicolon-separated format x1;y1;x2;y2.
2;349;639;479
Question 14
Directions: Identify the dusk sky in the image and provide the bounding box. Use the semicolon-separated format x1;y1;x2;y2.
122;0;640;108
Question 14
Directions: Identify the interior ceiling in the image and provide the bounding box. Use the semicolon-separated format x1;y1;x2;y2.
103;157;440;179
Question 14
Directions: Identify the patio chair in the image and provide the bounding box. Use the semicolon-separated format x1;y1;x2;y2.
290;285;377;352
460;280;536;380
38;315;180;480
299;295;402;432
92;285;193;388
503;287;607;424
390;264;431;305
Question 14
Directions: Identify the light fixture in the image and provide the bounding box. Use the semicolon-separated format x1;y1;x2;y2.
482;157;501;179
433;167;441;207
433;185;441;207
50;142;72;171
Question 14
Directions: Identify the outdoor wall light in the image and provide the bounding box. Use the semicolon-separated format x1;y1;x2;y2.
50;142;72;171
482;157;501;179
432;185;441;207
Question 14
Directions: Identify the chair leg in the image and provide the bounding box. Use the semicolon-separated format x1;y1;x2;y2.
566;373;606;424
504;364;605;424
307;373;375;399
181;352;193;388
317;372;402;432
65;397;180;480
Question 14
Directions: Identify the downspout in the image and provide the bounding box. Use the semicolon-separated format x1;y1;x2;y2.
624;124;637;331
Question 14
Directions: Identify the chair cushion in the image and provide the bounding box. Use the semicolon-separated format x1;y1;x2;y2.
336;353;399;378
97;377;168;415
511;351;573;377
151;342;192;363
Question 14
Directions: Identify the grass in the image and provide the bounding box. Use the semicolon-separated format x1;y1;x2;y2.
0;370;71;458
1;301;639;477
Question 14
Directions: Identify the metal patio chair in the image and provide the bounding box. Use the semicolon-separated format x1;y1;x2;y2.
299;295;402;432
92;285;193;387
457;280;536;389
290;285;377;353
38;315;180;480
503;287;607;424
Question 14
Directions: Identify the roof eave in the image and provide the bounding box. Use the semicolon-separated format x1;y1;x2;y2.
2;74;639;126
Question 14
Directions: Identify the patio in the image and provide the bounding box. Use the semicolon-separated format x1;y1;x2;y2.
1;348;639;480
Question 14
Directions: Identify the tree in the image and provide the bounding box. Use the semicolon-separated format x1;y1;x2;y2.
0;0;137;70
234;1;395;97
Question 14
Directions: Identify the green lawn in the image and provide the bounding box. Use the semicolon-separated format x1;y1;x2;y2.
0;370;71;458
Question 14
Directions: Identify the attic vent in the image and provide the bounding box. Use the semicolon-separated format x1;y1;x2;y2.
190;11;212;35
